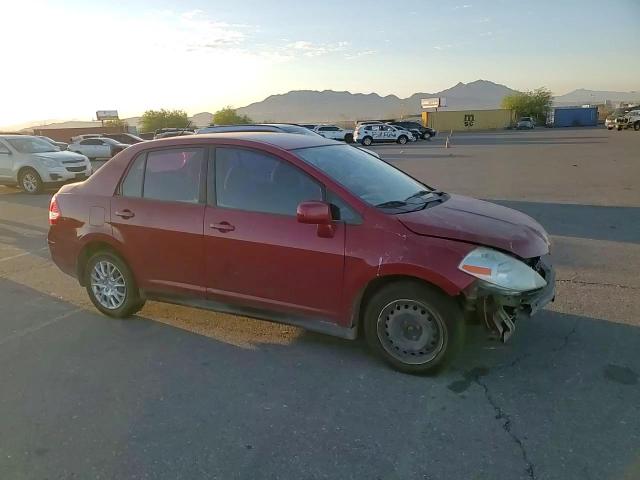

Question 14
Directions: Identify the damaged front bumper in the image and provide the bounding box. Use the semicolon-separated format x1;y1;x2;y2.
463;255;556;342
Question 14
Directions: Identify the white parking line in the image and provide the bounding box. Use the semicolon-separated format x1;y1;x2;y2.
0;246;49;263
0;308;83;346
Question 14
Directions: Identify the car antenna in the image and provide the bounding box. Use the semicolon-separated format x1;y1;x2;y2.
178;119;193;136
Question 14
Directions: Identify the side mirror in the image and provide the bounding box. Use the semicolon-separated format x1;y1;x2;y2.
297;201;335;238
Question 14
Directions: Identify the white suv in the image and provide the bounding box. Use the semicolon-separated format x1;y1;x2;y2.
354;124;415;146
0;135;91;194
314;125;354;142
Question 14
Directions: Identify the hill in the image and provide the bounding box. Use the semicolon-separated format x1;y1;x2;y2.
236;80;517;122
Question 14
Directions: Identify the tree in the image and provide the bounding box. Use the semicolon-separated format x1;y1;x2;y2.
140;109;190;132
104;118;127;128
212;106;252;125
502;87;553;123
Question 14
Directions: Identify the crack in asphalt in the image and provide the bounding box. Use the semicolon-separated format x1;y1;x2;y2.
557;278;639;290
551;322;578;353
467;369;536;480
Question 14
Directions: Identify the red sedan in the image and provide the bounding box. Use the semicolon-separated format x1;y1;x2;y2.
48;133;555;373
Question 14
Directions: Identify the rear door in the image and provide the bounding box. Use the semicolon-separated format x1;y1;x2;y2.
110;147;207;298
203;146;346;320
0;140;13;179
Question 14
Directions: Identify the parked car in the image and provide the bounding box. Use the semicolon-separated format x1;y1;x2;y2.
516;117;535;129
102;133;145;144
354;123;415;145
48;132;554;373
70;133;103;143
196;123;380;158
605;106;639;130
197;123;318;136
615;109;640;131
38;136;69;150
314;125;354;143
154;130;195;139
68;137;128;160
300;124;318;130
0;135;91;194
387;121;436;140
153;128;195;139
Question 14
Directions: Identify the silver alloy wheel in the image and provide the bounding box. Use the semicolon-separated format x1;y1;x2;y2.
376;299;446;365
90;260;126;310
398;136;407;144
22;172;38;192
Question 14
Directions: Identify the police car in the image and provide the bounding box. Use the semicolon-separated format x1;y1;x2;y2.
353;123;415;146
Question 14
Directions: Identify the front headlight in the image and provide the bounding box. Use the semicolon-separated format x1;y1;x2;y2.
459;247;546;293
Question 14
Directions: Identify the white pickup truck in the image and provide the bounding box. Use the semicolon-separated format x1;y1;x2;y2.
615;109;640;131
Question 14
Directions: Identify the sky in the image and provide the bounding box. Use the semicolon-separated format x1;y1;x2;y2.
1;0;639;128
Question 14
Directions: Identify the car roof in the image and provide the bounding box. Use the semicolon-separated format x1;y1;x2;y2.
0;134;38;139
146;132;338;150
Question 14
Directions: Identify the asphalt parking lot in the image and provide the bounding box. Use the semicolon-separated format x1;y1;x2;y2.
1;127;638;480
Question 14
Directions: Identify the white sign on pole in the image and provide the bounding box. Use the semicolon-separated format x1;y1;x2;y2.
96;110;119;120
421;98;446;109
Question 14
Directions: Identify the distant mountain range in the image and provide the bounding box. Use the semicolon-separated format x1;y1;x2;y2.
12;81;639;131
236;80;517;122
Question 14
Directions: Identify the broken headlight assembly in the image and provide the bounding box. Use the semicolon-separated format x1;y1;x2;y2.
458;247;546;294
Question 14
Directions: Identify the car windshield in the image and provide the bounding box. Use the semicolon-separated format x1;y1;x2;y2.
295;144;433;208
7;137;58;153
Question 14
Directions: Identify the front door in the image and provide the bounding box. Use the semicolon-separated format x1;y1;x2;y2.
110;147;207;297
204;147;345;321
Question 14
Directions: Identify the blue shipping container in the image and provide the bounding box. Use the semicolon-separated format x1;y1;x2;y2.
552;107;598;127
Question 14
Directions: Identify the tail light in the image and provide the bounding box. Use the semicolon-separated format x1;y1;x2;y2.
49;194;61;225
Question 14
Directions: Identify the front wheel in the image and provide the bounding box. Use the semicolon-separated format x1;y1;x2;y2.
363;281;464;374
634;122;640;131
397;135;408;145
344;133;354;143
85;251;144;318
617;126;623;131
361;136;373;146
19;168;43;194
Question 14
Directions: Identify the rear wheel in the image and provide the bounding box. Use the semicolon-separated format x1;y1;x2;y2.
84;251;144;318
363;281;464;374
617;126;623;131
344;133;354;143
634;122;640;131
362;136;373;146
397;135;408;145
19;168;43;194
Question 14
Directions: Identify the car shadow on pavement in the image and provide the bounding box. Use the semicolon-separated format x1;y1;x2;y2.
1;278;639;480
490;200;640;244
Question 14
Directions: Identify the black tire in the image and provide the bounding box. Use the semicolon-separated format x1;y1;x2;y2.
397;135;408;145
344;133;354;143
363;281;464;374
84;251;144;318
18;168;43;194
634;122;640;131
422;132;431;140
617;126;623;131
362;136;373;146
607;127;613;130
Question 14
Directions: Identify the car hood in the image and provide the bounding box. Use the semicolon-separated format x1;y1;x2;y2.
34;150;87;161
398;194;550;259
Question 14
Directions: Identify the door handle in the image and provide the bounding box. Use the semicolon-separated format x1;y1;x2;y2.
114;209;135;219
210;221;235;233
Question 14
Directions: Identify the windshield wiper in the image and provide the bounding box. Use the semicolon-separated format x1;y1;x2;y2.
375;200;408;208
404;189;442;202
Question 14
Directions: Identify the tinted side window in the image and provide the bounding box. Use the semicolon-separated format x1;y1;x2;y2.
143;148;204;203
121;154;145;197
214;148;322;216
0;141;10;154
